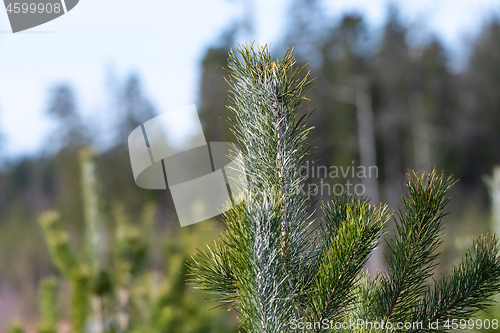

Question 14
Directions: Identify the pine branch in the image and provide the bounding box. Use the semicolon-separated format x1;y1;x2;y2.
38;277;58;333
271;64;290;270
188;202;249;309
377;170;456;322
80;148;107;271
410;235;500;332
227;44;314;333
70;266;90;333
190;42;313;333
39;212;78;277
350;269;383;322
307;198;389;330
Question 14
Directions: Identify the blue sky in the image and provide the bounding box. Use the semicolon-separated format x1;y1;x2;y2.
0;0;499;157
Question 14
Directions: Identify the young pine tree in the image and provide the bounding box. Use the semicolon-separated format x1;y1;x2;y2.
188;43;500;333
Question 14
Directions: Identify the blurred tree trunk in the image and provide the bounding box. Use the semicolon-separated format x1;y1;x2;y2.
375;8;409;209
409;47;432;171
379;104;405;208
353;77;380;203
324;79;379;203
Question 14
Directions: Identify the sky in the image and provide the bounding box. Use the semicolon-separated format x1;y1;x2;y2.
0;0;499;157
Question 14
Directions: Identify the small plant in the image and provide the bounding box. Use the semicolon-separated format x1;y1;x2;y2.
35;149;238;333
188;43;500;332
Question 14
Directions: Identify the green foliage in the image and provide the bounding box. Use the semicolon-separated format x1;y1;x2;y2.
189;43;500;333
373;172;456;322
35;149;238;333
415;237;500;324
305;198;388;325
7;323;24;333
39;211;90;333
476;166;500;332
70;267;90;333
190;42;315;332
38;277;58;333
39;212;78;277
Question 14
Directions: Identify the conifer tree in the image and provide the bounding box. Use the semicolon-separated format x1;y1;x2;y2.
188;43;500;333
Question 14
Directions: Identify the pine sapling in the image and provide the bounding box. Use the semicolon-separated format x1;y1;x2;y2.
188;43;500;333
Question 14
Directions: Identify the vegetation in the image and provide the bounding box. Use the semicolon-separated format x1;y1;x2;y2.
16;149;239;333
2;2;500;331
189;44;500;333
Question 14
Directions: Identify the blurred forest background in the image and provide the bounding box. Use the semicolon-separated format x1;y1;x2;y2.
2;0;500;331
